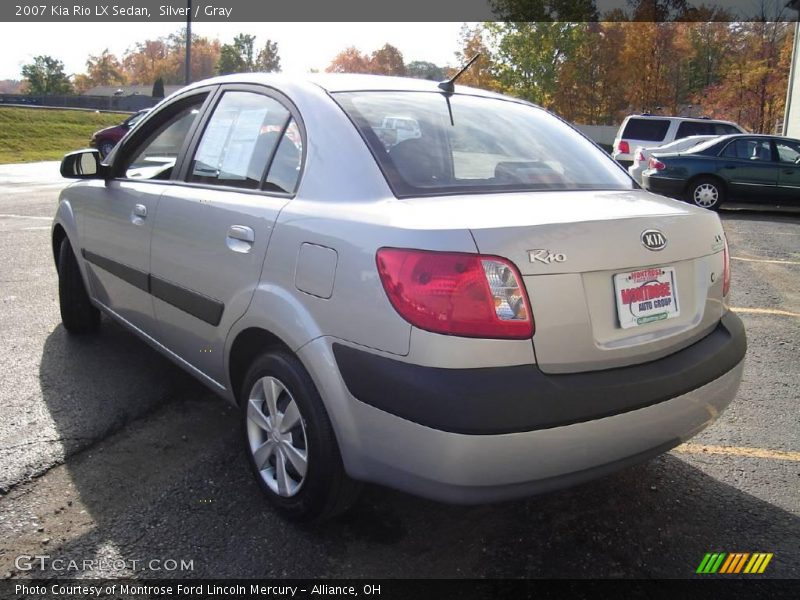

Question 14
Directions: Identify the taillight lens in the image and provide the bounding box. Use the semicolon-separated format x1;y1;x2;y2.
376;248;533;339
635;150;645;162
618;141;630;154
723;237;731;297
649;157;666;170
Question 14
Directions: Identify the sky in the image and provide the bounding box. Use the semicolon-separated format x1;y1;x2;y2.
0;22;467;81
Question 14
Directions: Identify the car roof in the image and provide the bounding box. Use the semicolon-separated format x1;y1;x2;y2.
176;72;514;102
625;114;739;126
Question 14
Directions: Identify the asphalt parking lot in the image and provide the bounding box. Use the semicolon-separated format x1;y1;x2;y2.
0;162;797;580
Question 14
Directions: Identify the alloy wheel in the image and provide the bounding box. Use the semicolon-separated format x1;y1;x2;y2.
246;376;308;497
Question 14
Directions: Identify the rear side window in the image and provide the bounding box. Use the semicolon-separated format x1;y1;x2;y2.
676;121;714;138
716;124;740;135
721;139;772;161
189;91;291;190
336;91;634;197
621;118;670;141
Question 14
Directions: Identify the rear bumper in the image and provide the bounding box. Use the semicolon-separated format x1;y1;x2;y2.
334;312;746;435
643;173;686;198
306;313;745;504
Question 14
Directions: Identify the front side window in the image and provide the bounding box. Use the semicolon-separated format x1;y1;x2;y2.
124;98;205;180
189;91;291;190
336;92;634;197
775;140;800;163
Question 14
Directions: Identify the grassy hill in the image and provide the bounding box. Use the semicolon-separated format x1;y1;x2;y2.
0;106;128;164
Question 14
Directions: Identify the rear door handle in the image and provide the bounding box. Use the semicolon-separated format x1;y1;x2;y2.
226;225;255;253
722;165;736;170
783;169;795;175
227;225;254;242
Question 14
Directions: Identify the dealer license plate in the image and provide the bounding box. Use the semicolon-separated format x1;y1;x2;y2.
613;266;680;329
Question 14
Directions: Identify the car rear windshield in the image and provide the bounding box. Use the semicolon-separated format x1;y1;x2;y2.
621;118;671;141
334;91;634;197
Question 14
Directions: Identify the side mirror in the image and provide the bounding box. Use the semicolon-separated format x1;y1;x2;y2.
60;149;108;179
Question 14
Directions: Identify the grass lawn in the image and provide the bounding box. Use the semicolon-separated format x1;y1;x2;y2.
0;106;129;164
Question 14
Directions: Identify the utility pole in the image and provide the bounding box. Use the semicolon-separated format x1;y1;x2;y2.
185;0;192;85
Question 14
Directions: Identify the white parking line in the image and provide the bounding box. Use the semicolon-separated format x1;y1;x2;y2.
732;307;800;318
0;214;52;221
676;443;800;462
732;256;800;266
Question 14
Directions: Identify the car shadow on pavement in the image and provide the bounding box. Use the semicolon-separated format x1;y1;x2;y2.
4;319;796;580
37;319;202;458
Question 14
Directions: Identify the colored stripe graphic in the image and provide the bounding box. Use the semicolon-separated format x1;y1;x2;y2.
698;552;773;574
697;553;727;573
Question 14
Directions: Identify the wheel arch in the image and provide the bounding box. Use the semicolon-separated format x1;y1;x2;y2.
52;223;67;272
686;173;727;197
228;327;294;405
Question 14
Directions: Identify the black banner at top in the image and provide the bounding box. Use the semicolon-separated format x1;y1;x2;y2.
1;0;800;22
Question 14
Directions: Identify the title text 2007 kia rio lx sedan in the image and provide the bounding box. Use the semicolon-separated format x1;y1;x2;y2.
54;74;746;521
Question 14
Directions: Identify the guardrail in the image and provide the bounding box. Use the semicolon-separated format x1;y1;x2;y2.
0;94;159;112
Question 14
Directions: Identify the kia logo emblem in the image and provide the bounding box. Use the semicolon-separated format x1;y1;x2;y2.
641;229;667;251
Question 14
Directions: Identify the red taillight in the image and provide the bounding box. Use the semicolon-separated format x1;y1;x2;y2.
649;157;666;170
635;150;645;162
376;248;534;339
723;237;731;297
618;141;630;154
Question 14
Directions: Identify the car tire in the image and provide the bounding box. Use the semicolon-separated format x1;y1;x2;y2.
688;177;725;210
241;350;361;522
57;238;100;334
98;141;115;157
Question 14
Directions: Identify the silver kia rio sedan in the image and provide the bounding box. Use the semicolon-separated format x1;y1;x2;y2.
53;74;746;521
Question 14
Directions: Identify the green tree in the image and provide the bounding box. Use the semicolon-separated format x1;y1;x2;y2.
255;40;281;72
488;22;582;107
21;55;72;95
217;33;257;75
406;61;444;80
489;0;598;20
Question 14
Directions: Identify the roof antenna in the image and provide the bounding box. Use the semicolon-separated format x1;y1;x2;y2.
438;53;481;95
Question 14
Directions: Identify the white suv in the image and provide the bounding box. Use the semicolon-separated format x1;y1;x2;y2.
613;115;746;168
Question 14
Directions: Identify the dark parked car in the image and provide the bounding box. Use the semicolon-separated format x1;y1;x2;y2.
90;109;150;157
642;133;800;210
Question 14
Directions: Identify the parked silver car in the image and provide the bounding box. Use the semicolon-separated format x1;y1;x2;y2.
54;74;746;521
628;135;718;185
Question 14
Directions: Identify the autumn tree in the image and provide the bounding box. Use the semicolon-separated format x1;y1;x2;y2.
123;39;171;84
370;44;406;76
450;24;501;91
21;55;72;95
165;29;221;82
326;47;372;73
702;22;793;133
73;49;126;93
